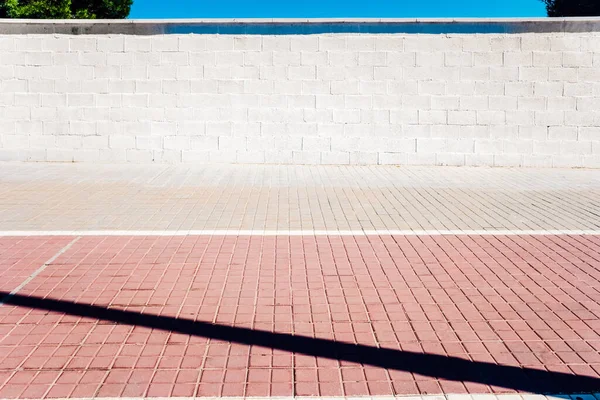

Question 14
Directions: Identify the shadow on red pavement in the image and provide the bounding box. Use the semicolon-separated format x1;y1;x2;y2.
2;290;599;395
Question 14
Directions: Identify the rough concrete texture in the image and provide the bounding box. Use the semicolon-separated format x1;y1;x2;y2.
0;20;599;166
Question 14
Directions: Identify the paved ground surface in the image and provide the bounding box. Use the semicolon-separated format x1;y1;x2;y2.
1;163;600;232
1;164;600;399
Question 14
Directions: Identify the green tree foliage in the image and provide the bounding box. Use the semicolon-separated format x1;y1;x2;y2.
541;0;600;17
0;0;132;18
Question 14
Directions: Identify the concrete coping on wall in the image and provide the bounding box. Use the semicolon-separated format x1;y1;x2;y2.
1;17;600;35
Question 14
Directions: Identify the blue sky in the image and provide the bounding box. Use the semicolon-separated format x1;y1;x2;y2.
129;0;547;19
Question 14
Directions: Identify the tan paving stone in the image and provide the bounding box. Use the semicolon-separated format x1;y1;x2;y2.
1;163;600;232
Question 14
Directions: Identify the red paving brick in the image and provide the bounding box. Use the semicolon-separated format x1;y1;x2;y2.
0;234;600;397
0;237;75;294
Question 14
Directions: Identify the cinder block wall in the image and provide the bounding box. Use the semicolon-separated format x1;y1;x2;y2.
0;19;599;166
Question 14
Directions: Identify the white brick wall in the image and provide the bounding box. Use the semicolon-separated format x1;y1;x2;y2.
0;28;599;167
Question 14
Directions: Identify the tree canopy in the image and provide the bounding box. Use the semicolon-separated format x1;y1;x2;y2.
541;0;600;17
0;0;132;18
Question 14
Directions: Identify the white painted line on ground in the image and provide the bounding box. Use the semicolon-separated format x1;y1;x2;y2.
0;229;600;237
1;394;598;400
0;236;81;306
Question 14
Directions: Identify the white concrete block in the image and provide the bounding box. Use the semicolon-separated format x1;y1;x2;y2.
303;109;333;123
302;137;330;151
460;125;489;138
551;36;581;51
319;37;346;51
521;35;551;51
301;52;328;66
331;81;359;95
578;127;600;141
532;51;562;67
563;51;593;67
346;36;374;51
477;111;505;125
126;149;154;162
416;52;444;67
135;136;162;150
360;110;389;124
290;36;318;52
448;111;476;125
182;150;210;163
419;110;447;125
519;67;548;82
506;110;534;125
473;52;503;66
206;121;233;136
234;36;261;51
504;139;533;154
263;150;293;163
548;126;578;141
274;80;302;94
535;111;564;126
377;152;406;165
46;149;74;162
461;35;492;52
301;81;330;95
549;67;578;82
98;148;127;162
417;138;446;153
489;96;518;111
490;66;519;80
109;134;136;149
386;52;415;67
349;151;377;164
491;36;521;51
503;51;532;66
97;36;124;52
374;37;404;51
2;134;29;149
547;97;576;111
465;154;494;166
533;140;561;155
328;51;358;68
474;82;504;95
236;150;265;163
321;151;350;164
436;153;465;166
522;154;553;167
445;52;472;67
107;52;134;66
358;51;386;66
125;36;152;52
489;125;518;139
163;136;189;150
292;151;321;164
552;154;583;168
333;110;361;124
460;96;489;111
494;154;522;167
274;51;301;66
263;37;291;51
388;81;418;95
560;140;592;155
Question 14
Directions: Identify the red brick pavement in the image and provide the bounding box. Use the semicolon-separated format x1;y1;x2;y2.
1;234;600;398
0;237;75;294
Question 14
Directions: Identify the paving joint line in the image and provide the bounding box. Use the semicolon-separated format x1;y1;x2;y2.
0;236;81;306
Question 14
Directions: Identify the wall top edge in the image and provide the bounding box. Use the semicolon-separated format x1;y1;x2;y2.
1;17;600;35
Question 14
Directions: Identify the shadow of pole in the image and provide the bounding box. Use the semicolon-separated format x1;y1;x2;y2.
1;290;599;394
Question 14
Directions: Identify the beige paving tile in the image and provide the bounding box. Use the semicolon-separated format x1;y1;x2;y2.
1;163;600;232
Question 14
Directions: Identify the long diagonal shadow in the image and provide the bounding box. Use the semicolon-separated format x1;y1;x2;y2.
1;290;599;394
